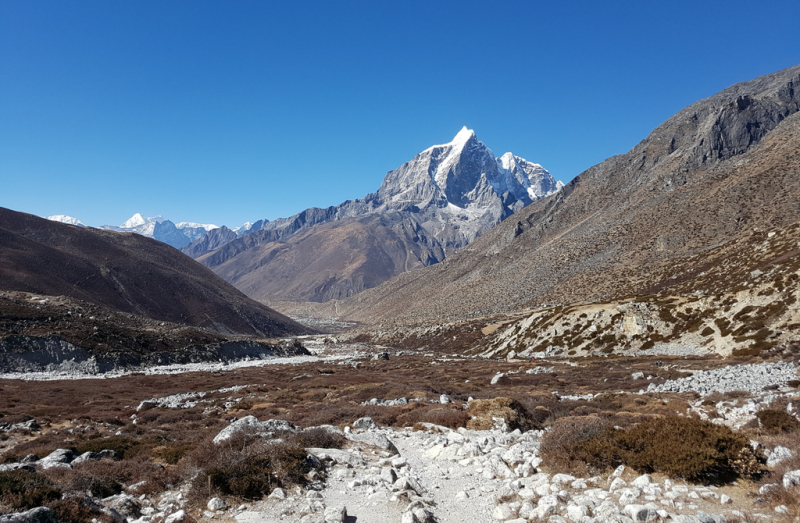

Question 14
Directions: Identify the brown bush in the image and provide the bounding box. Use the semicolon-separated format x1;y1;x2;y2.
756;409;800;434
540;415;764;483
395;406;470;430
188;437;310;501
0;469;61;511
540;416;614;476
47;497;115;523
159;443;195;465
291;427;347;449
466;397;532;431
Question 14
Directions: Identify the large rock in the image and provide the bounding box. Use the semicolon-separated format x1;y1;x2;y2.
348;431;399;454
101;493;142;520
39;448;74;470
352;417;377;430
212;416;296;444
307;448;367;468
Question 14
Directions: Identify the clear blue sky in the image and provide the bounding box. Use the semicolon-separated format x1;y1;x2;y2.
2;1;798;228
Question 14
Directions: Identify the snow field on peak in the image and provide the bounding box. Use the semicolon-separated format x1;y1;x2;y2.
175;222;219;231
46;215;84;226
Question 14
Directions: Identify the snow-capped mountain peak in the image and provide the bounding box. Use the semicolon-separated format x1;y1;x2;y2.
120;213;167;228
451;126;476;145
377;127;560;215
46;215;85;227
121;213;147;229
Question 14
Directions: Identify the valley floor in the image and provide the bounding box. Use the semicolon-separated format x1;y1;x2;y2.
0;339;799;522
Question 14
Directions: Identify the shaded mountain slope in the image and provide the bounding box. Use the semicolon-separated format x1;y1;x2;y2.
203;213;448;303
0;208;310;337
315;64;800;325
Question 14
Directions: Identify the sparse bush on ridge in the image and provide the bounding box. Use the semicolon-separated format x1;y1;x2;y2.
541;414;765;483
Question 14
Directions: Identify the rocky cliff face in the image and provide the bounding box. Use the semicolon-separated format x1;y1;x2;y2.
187;128;560;302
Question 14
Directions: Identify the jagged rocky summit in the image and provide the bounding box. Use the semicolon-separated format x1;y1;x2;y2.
184;128;562;302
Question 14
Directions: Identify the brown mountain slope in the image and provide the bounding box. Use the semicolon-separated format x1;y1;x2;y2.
201;213;446;303
302;64;800;326
0;208;311;337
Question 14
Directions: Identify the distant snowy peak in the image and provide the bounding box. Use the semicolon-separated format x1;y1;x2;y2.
121;213;147;228
176;222;219;232
101;213;189;249
232;218;269;236
46;215;85;227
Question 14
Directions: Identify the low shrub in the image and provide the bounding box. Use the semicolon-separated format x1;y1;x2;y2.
0;469;61;510
189;437;310;500
466;397;532;431
540;416;612;476
47;498;113;523
756;409;800;434
540;415;764;483
68;472;122;498
160;443;195;465
292;427;347;449
395;406;470;430
74;436;140;459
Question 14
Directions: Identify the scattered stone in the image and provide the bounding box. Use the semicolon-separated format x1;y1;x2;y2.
0;507;57;523
381;467;398;484
767;445;793;467
490;373;506;385
492;503;517;520
0;463;35;473
323;505;347;523
720;494;731;504
782;469;800;488
164;510;187;523
207;497;227;511
352;417;377;430
371;352;389;361
759;483;779;495
268;488;287;499
623;504;657;522
348;431;399;454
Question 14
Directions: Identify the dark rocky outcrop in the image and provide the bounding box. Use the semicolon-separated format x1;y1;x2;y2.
0;335;310;374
